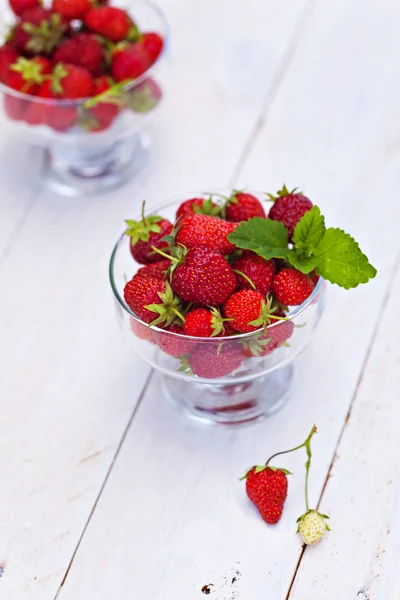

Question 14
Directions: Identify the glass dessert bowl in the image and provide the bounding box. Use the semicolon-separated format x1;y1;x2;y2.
109;191;326;426
0;0;168;196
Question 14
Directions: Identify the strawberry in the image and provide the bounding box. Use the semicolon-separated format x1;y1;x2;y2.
176;197;221;221
123;277;183;327
0;46;18;82
82;76;120;132
171;247;236;306
9;0;40;17
223;290;268;334
10;8;69;56
224;191;266;222
272;267;314;306
125;205;173;264
28;79;77;130
232;251;275;296
52;0;91;20
111;44;150;82
93;75;115;95
268;185;313;240
130;317;155;343
183;307;228;338
136;260;170;281
4;95;26;120
188;342;243;378
243;317;294;358
53;33;104;76
124;77;162;113
175;214;238;255
244;467;288;524
6;56;51;94
156;324;193;358
51;63;94;99
140;32;164;65
85;7;132;42
297;510;330;545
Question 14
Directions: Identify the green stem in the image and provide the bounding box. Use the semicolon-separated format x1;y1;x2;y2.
151;246;178;263
232;269;256;290
266;425;317;467
303;426;317;511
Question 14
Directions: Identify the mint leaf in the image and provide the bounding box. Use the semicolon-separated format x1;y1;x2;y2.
228;217;289;260
287;250;317;273
293;206;326;253
314;228;377;288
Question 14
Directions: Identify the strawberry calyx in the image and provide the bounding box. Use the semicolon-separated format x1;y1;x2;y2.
10;57;47;90
84;78;130;107
241;333;272;358
125;201;165;246
23;13;68;55
126;23;141;43
178;355;193;374
208;306;232;337
239;465;291;481
248;294;287;329
296;509;330;527
267;184;301;202
145;281;185;327
192;196;222;217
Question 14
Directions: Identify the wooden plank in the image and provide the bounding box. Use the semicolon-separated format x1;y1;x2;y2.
54;0;400;598
288;255;400;599
0;1;308;598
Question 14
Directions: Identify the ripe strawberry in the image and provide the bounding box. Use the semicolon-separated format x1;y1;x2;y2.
82;76;120;132
136;259;170;281
175;214;238;255
53;34;104;76
243;466;288;524
224;191;266;222
224;290;268;334
242;316;294;358
6;56;51;94
0;46;18;82
188;342;243;378
156;324;193;358
171;247;236;306
232;251;275;296
4;95;26;120
10;8;69;56
27;79;77;130
93;75;115;95
183;307;228;338
268;185;313;240
272;267;314;306
85;7;132;42
51;63;94;99
176;197;221;221
297;510;330;545
130;317;155;343
140;32;164;65
52;0;91;20
125;206;173;265
124;277;183;327
9;0;40;17
111;44;150;82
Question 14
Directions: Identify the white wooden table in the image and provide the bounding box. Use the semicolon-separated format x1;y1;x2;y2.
1;0;400;598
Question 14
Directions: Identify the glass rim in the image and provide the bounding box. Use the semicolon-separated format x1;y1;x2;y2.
108;189;324;342
0;0;169;107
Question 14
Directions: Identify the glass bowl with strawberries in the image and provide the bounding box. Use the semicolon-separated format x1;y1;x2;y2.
110;186;376;426
0;0;168;196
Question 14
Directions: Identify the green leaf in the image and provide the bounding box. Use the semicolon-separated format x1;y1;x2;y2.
286;249;318;273
228;217;289;260
314;228;377;288
293;206;326;253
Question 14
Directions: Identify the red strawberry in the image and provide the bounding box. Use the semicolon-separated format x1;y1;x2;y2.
243;466;288;524
52;0;91;20
51;63;94;99
85;7;132;42
80;74;120;132
4;95;26;120
188;342;243;378
183;307;228;338
268;185;313;240
9;0;40;17
175;214;238;255
272;267;314;306
0;46;18;82
5;56;51;94
125;206;173;265
224;191;266;222
232;251;275;296
140;32;164;65
29;79;77;130
130;317;155;343
93;75;115;95
124;277;183;327
176;197;221;221
111;44;150;82
53;34;104;76
136;259;170;280
10;8;69;56
171;247;236;306
223;290;266;334
156;324;193;358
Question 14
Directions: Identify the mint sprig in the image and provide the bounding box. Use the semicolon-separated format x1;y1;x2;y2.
227;205;377;289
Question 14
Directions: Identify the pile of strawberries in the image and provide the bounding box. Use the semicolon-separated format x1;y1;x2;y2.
0;0;164;131
123;187;319;379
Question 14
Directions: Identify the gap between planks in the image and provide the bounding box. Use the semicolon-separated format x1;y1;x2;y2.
284;251;400;600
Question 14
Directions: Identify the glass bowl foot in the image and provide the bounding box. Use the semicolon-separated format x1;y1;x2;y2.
162;364;294;426
41;133;151;197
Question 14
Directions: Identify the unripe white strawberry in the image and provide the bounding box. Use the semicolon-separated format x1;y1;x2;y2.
297;510;330;545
